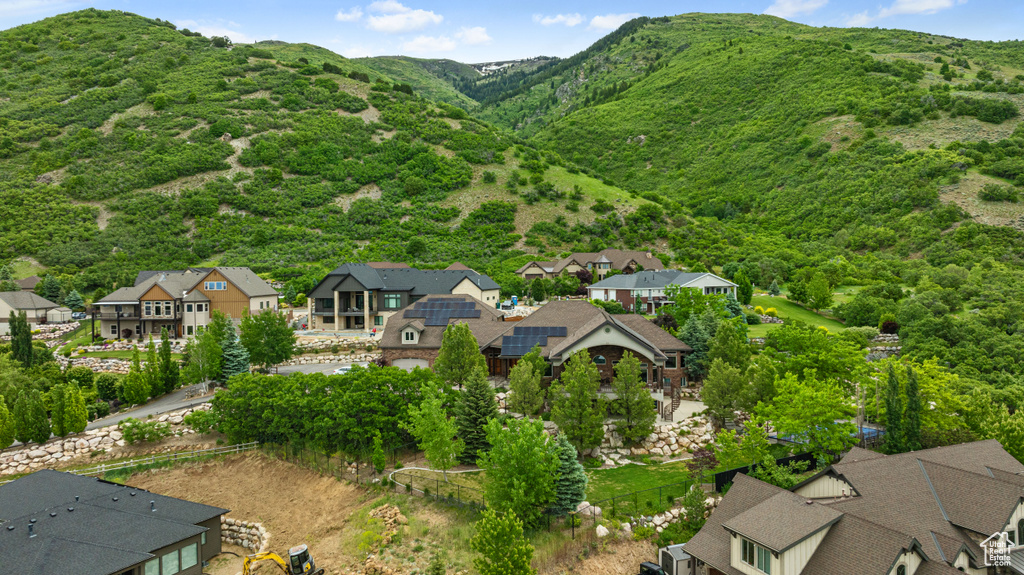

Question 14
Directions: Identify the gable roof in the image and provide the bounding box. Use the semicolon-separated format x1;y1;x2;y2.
444;262;472;271
0;470;228;575
99;267;276;304
723;490;843;552
516;250;667;275
378;295;506;350
15;275;41;290
587;270;737;291
310;264;499;300
202;267;279;298
0;291;60;311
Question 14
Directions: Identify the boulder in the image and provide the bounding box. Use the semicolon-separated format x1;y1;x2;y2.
596;525;610;538
28;449;48;459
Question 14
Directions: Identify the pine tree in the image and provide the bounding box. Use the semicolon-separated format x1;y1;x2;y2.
144;336;160;396
681;484;708;532
549;350;605;454
37;275;61;303
434;323;487;390
121;346;151;406
158;328;179;394
220;331;250;382
679;314;711;380
884;363;904;454
372;432;386;475
456;366;499;463
50;384;68;437
63;384;88;435
0;396;14;449
550;433;587;516
904;365;922;452
63;289;85;310
724;292;743;317
426;555;446;575
611;351;656;445
13;390;33;444
768;279;781;296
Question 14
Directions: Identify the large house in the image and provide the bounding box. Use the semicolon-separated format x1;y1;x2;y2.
380;297;692;419
0;291;60;335
685;440;1024;575
95;267;279;339
516;249;666;281
305;263;500;332
587;271;738;314
0;469;227;575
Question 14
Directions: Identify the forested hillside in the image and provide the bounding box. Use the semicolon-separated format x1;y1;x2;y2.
0;9;660;296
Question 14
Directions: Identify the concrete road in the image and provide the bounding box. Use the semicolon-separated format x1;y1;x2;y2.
276;362;370;376
86;388;213;431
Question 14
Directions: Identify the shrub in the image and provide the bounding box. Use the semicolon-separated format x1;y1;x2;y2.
182;410;218;434
880;320;900;334
119;418;171;444
754;305;765;315
482;171;497;183
633;524;656;540
744;312;761;325
763;307;778;317
978;184;1019;202
95;374;119;401
591;199;614;214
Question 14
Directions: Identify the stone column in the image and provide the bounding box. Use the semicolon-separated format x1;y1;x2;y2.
333;290;340;331
364;290;371;333
306;295;312;330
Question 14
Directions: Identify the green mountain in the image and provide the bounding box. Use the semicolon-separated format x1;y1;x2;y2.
0;8;654;294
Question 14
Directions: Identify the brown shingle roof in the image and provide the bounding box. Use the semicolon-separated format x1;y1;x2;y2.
366;262;411;269
723;491;842;552
14;276;40;290
444;262;472;271
378;295;505;350
798;514;921;575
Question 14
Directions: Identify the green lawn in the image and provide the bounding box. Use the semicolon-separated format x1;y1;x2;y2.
586;461;693;503
750;295;846;332
74;350;184;361
11;258;45;279
58;323;93;354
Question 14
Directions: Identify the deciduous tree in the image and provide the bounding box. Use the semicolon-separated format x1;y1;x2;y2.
478;418;558;527
434;323;487;390
404;381;463;481
239;309;295;372
549;351;605;453
758;373;856;463
183;329;222;390
610;351;655;445
508;360;543;418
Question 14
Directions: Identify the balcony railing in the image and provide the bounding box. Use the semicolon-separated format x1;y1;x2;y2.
96;312;140;320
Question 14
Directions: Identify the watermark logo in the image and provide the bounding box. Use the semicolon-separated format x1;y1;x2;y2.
982;531;1014;567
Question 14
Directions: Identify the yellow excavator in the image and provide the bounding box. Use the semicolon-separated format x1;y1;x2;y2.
241;544;325;575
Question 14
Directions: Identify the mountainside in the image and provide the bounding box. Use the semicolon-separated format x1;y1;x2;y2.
0;9;657;293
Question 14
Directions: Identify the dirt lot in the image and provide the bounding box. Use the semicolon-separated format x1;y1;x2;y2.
128;453;374;574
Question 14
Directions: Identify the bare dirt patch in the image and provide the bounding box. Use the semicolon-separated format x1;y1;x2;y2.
938;171;1024;229
558;537;658;575
129;453;371;573
332;183;382;211
97;103;155;135
814;115;862;151
883;108;1022;151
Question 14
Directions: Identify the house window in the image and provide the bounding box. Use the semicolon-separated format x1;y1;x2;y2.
374;316;384;326
186;304;193;313
1010;530;1017;545
896;567;906;575
742;539;771;574
204;281;227;290
663;377;671;385
665;354;677;369
187;326;194;336
322;298;334;310
404;330;415;342
593;355;606;365
1019;519;1024;543
180;543;198;569
202;532;207;545
384;294;402;309
144;559;159;575
161;549;179;575
639;364;649;383
144;302;152;316
110;325;118;336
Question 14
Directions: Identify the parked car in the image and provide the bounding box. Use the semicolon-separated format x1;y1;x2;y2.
71;312;87;320
332;366;353;375
500;300;515;310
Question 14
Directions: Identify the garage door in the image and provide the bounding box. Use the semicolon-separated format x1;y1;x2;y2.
392;358;429;372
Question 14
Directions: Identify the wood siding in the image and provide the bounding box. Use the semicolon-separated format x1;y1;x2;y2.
193;269;257;319
793;475;855;499
139;283;176;301
779;527;829;575
730;534;780;575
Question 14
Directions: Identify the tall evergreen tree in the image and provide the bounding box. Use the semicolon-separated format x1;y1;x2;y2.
904;365;922;452
434;323;487;390
679;314;711;380
63;289;85;310
724;292;743;318
63;384;88;435
220;331;251;382
0;396;14;449
610;351;656;445
144;336;160;396
456;366;498;463
768;279;781;296
37;274;61;303
549;350;605;453
10;311;33;367
158;328;179;395
884;363;904;454
13;390;32;444
550;433;588;516
734;271;753;305
50;384;68;437
15;389;50;444
121;346;151;406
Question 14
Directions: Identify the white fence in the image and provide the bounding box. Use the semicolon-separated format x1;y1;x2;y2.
0;442;259;486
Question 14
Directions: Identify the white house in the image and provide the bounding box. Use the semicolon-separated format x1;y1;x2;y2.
586;271;738;314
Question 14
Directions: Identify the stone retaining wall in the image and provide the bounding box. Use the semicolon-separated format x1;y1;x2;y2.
280;351;381;366
581;416;713;467
221;517;270;552
0;403;212;476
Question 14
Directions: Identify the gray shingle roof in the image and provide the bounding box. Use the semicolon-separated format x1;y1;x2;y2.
0;291;60;311
587;270;737;290
311;263;499;299
378;295;506;350
0;470;228;575
98;267;276;304
516;250;666;275
723;490;843;552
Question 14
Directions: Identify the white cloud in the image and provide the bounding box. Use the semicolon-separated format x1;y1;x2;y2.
335;7;364;22
368;0;410;13
845;10;874;26
173;19;257;43
1;0;77;18
588;13;641;30
365;2;443;33
878;0;965;18
401;35;456;53
533;13;585;27
455;26;491;45
763;0;828;18
338;44;381;58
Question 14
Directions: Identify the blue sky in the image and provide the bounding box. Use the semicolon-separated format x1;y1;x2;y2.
2;0;1022;62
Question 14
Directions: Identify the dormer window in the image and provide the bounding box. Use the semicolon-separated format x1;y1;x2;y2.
742;539;771;574
896;566;906;575
404;331;415;341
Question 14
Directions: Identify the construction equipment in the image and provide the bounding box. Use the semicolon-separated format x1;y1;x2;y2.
242;545;325;575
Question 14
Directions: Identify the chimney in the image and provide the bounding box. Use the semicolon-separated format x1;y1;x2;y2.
74;496;79;502
150;501;156;512
160;273;167;281
28;524;35;538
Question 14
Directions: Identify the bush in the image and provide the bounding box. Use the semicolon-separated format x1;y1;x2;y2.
763;307;778;317
633;524;656;540
95;374;119;401
591;199;614;214
656;522;696;547
482;171;497;183
86;401;110;421
182;410;218;434
978;184;1019;202
754;305;765;315
120;418;171;444
744;312;762;325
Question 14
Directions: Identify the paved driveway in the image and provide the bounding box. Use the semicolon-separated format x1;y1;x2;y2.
275;362;370;376
86;388;213;430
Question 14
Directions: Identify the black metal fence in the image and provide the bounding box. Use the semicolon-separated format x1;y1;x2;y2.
574;479;694;528
713;452;817;492
390;470;486;510
259;440;421;485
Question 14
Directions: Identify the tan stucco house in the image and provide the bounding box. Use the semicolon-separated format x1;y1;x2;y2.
587;270;738;314
516;249;666;281
0;291;61;335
